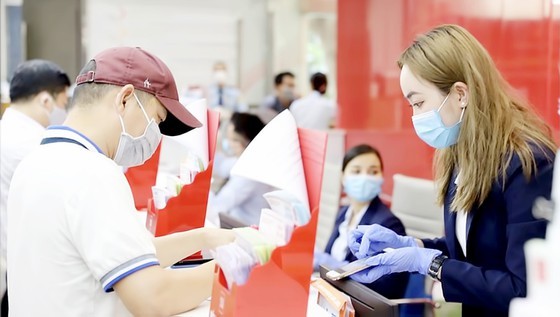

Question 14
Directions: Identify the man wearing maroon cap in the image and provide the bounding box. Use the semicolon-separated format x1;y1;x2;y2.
6;47;234;316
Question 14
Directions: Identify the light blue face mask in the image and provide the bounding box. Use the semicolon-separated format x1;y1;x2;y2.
222;138;233;156
411;94;466;149
343;175;384;203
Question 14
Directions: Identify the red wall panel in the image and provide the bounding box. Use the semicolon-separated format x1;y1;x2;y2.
338;0;560;194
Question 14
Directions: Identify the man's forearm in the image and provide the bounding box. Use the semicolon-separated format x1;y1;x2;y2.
153;228;207;267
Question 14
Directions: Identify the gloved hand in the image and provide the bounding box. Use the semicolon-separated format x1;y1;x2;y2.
350;247;442;284
313;251;349;271
348;224;417;259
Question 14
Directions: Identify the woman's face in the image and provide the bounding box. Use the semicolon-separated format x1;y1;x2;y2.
399;64;465;127
226;123;249;157
343;153;383;179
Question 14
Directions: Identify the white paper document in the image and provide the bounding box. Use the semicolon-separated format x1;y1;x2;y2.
170;99;209;168
230;110;310;210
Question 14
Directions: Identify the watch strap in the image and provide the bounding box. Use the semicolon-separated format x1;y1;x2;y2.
428;254;448;281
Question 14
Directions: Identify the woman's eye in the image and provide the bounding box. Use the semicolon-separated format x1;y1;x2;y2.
411;101;424;108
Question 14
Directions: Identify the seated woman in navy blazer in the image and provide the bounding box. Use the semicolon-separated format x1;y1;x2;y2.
314;144;409;299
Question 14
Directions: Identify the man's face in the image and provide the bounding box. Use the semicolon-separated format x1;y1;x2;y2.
275;75;295;101
121;93;167;138
53;87;70;109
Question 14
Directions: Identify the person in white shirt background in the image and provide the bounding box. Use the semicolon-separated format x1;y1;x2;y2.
206;61;247;117
48;83;76;125
207;112;275;227
258;71;297;123
0;59;70;315
6;47;235;317
290;72;336;130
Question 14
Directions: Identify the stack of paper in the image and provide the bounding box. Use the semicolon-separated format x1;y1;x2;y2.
214;227;276;288
214;243;255;288
231;110;310;211
263;190;311;226
233;227;276;265
258;208;294;247
152;99;209;209
257;189;311;246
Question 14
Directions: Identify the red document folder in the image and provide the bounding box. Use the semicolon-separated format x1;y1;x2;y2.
209;127;328;317
125;109;220;236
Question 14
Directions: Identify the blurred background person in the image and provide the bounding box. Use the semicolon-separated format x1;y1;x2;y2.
0;59;70;315
290;72;336;130
206;61;247;118
207;112;275;226
258;71;296;123
48;83;73;125
314;144;409;299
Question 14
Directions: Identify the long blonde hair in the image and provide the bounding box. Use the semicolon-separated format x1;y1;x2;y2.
397;24;556;212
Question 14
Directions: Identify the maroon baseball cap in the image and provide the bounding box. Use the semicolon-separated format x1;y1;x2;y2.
75;47;201;136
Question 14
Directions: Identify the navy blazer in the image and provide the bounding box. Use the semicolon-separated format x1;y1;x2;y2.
423;148;554;317
325;197;409;299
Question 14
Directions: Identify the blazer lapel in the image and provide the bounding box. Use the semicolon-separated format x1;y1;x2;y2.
445;172;459;258
358;199;378;226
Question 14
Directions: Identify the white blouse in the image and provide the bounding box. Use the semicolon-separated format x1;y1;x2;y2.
331;205;368;261
454;174;468;257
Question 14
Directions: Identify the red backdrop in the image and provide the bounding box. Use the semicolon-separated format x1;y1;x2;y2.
337;0;560;194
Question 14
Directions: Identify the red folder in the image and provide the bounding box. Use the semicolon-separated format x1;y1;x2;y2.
146;109;220;237
125;109;220;236
209;127;328;317
125;143;162;211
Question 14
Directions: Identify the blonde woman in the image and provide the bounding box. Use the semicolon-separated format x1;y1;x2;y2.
347;24;556;317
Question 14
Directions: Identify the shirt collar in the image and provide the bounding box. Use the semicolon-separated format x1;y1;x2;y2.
310;90;322;98
44;126;104;154
343;204;368;224
3;107;45;132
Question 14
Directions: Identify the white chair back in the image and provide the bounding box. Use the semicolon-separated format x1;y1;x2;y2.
391;174;443;239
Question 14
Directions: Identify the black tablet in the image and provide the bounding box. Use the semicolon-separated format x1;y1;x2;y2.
171;258;213;269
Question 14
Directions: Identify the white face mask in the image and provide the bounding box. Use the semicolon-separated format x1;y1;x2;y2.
113;93;162;167
49;106;67;125
214;70;227;84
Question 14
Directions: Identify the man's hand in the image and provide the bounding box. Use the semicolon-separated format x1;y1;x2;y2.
204;228;235;250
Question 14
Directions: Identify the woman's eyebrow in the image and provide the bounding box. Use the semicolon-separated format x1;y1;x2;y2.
406;91;420;99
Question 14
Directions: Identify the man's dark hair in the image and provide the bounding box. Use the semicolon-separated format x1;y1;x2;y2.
9;59;70;103
274;72;295;87
230;112;265;143
311;72;327;94
342;144;384;172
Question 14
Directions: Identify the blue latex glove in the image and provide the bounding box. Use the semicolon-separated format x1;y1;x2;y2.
350;247;442;284
313;251;349;271
348;224;417;259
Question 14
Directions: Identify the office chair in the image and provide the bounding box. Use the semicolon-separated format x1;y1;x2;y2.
390;174;445;317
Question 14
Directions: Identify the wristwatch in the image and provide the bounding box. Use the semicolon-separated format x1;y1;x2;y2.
428;254;448;281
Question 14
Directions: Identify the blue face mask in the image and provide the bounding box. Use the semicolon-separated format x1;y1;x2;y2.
411;94;465;149
343;175;383;203
222;138;233;156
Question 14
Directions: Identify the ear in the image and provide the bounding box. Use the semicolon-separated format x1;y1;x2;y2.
453;82;469;108
36;91;52;105
114;84;135;114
